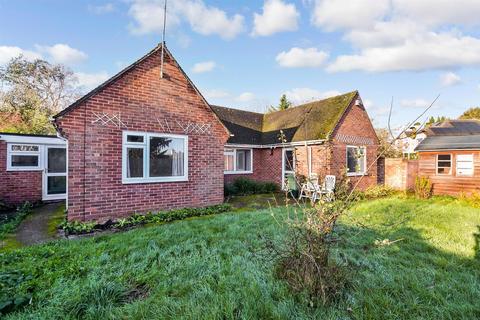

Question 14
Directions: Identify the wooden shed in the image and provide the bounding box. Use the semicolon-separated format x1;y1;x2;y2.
415;120;480;195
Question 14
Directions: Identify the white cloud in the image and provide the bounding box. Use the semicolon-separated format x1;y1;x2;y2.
204;89;230;100
192;61;216;73
400;99;431;108
393;0;480;27
36;44;87;65
284;88;340;105
236;92;256;102
88;3;115;14
276;47;329;68
129;0;245;40
0;46;42;64
75;71;109;90
312;0;480;72
312;0;390;31
440;72;461;87
327;31;480;72
252;0;299;36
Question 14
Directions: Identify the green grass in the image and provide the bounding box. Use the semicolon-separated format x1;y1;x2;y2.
0;203;32;250
46;203;66;238
1;196;479;319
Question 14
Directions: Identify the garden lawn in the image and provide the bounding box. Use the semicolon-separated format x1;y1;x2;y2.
1;196;479;319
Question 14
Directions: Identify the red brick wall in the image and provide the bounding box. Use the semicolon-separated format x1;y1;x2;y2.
330;100;379;190
224;148;282;186
385;158;419;190
0;140;43;205
55;48;229;222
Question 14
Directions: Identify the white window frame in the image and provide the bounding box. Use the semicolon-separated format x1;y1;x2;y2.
224;148;253;174
436;154;452;175
122;131;188;184
346;145;366;176
7;143;43;171
456;154;474;177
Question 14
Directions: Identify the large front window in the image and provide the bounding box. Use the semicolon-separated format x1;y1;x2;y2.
122;131;188;183
346;146;366;176
224;148;252;174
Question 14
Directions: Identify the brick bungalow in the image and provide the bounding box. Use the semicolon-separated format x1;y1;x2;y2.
211;91;379;190
1;44;379;221
52;43;230;222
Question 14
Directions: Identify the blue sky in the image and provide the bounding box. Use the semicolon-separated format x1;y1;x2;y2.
1;0;479;128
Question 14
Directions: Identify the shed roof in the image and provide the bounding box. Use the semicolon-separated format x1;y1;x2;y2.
415;135;480;151
211;91;358;145
416;120;480;151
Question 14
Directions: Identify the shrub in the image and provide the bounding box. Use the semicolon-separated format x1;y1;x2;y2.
458;192;480;208
61;204;232;236
0;202;33;240
225;178;280;196
415;176;433;199
361;185;397;200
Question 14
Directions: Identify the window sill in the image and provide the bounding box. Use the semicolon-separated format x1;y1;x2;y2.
347;173;366;177
224;171;253;175
122;177;189;184
7;167;42;172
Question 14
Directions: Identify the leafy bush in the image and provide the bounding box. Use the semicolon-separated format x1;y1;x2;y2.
225;177;279;196
357;185;398;200
0;271;33;315
0;202;32;240
458;192;480;208
415;176;433;199
61;204;232;235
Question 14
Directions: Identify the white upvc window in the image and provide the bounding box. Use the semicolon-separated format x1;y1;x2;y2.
346;145;366;176
436;154;452;175
224;148;253;174
456;154;474;176
7;143;42;171
122;131;188;184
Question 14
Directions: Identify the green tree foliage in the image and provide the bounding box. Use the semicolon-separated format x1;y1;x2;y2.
0;56;79;134
425;116;447;127
459;107;480;120
268;94;292;112
375;128;402;158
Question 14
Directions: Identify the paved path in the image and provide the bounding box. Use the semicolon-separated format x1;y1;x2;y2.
15;202;64;246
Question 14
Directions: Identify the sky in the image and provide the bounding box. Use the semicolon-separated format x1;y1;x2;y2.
1;0;479;129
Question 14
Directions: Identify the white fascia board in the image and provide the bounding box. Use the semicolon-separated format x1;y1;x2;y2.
0;134;66;145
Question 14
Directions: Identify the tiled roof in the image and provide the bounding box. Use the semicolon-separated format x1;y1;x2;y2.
211;91;358;145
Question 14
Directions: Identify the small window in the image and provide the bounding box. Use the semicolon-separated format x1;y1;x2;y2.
456;154;473;176
224;148;253;174
436;154;452;175
127;135;144;143
224;149;235;171
7;144;42;171
346;146;366;176
122;131;188;183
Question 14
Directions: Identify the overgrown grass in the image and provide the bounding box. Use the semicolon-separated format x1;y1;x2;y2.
1;196;479;319
0;203;33;250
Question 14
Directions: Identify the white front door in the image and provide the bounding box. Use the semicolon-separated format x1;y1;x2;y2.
42;146;67;201
282;148;295;190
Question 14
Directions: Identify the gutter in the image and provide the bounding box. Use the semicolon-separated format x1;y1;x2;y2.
225;139;326;149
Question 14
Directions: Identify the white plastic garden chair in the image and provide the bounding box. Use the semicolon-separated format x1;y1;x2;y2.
319;175;336;202
298;174;321;202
